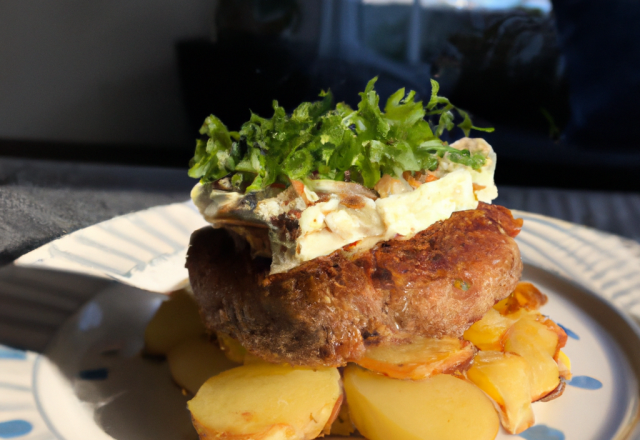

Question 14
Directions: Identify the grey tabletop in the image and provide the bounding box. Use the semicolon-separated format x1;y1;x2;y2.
0;157;194;266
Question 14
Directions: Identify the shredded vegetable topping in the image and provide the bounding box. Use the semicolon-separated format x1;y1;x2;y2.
188;78;493;192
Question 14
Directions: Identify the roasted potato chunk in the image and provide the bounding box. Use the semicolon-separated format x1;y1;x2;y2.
344;365;499;440
504;314;566;401
464;282;548;351
557;350;572;380
467;351;534;434
463;308;522;351
355;336;475;380
493;282;548;315
166;336;239;394
188;363;342;440
216;331;248;363
144;289;206;355
329;400;355;437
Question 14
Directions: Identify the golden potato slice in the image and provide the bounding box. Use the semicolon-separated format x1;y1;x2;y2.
464;283;549;351
344;365;499;440
243;352;266;364
465;282;548;352
467;351;534;434
216;332;248;363
330;400;355;437
493;282;548;315
463;308;520;351
188;363;342;440
144;289;206;355
557;350;572;380
355;336;475;380
166;336;240;394
541;317;569;359
504;314;562;401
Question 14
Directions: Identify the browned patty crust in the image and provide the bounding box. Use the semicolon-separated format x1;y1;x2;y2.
187;203;523;367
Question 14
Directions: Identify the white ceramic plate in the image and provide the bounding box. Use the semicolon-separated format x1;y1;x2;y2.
2;203;640;440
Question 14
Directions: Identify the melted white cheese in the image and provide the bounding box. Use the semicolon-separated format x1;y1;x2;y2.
192;138;498;274
297;196;384;262
375;169;478;240
438;137;498;203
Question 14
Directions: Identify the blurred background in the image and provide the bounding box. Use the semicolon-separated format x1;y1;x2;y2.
1;0;640;263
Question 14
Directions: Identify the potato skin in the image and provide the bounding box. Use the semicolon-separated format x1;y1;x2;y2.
187;203;523;367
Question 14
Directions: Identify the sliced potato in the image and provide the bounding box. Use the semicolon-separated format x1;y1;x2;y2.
493;282;548;315
243;352;266;364
330;399;355;437
344;365;499;440
465;283;550;351
322;394;344;436
465;282;545;351
216;332;248;363
188;363;342;440
467;351;534;434
355;336;475;380
144;289;206;355
463;308;519;351
557;350;572;380
540;316;569;359
503;314;562;401
167;336;240;394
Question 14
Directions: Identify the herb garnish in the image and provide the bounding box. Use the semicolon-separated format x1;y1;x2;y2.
188;78;493;192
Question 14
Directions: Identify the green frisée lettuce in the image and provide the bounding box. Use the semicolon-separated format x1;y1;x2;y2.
188;78;493;192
